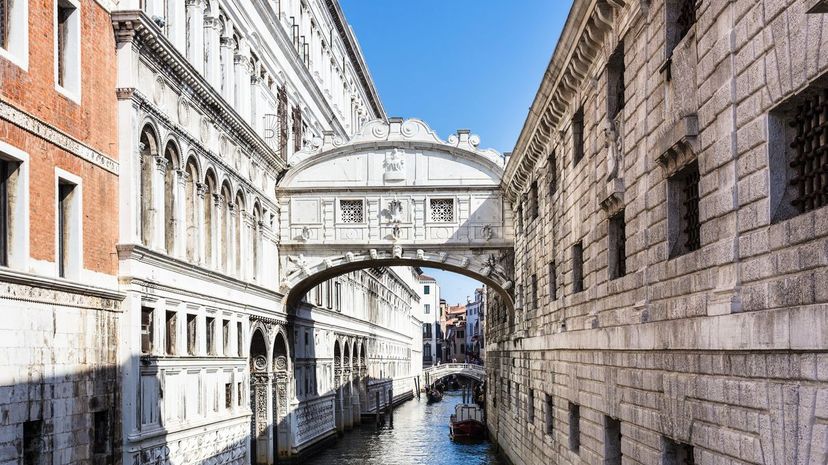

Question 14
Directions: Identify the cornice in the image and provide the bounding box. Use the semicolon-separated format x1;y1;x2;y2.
503;0;646;200
0;268;124;308
111;11;287;173
323;0;386;120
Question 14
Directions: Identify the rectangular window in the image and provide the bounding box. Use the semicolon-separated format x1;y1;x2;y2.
92;410;110;454
568;402;581;453
515;203;524;234
23;420;48;465
545;393;554;436
662;436;695;465
0;159;10;266
547;151;557;196
666;0;698;58
205;316;215;355
238;382;243;406
430;198;455;223
55;0;80;98
140;307;154;355
572;242;584;293
0;0;7;49
548;261;557;301
57;180;77;278
424;304;430;314
225;383;232;409
668;161;701;258
186;314;197;355
237;322;243;356
334;281;342;311
770;86;828;222
529;181;539;220
339;199;364;223
527;388;535;424
530;274;538;310
423;323;432;338
423;285;430;295
165;311;177;355
609;210;627;279
222;320;230;354
572;106;585;166
605;416;622;465
513;382;519;417
608;42;626;121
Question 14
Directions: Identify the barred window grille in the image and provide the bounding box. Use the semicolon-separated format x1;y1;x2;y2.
669;162;701;257
788;91;828;214
573;107;585;166
430;199;454;222
340;200;364;223
609;211;627;279
608;43;626;120
277;86;288;160
548;151;557;195
675;0;698;46
0;0;7;49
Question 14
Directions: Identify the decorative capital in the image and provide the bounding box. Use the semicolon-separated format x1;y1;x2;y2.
196;182;208;198
154;156;169;173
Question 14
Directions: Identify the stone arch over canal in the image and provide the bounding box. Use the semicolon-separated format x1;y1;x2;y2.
276;118;516;314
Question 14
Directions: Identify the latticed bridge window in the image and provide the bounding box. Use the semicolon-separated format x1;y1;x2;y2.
430;198;454;222
340;200;364;223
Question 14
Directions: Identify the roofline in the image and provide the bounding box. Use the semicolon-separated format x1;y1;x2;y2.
324;0;387;120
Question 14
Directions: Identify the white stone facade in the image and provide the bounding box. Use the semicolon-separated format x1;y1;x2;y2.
418;274;441;367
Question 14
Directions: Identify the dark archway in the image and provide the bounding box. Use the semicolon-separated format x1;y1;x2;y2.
249;329;268;465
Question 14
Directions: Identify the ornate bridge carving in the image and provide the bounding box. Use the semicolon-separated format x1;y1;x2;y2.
423;363;486;385
276;118;514;311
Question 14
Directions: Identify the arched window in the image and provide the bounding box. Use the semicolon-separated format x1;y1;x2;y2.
234;191;245;277
220;181;232;272
184;156;199;262
139;125;159;246
163;141;179;255
203;170;217;267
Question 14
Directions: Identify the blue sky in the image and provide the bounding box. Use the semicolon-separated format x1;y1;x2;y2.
340;0;571;154
340;1;570;303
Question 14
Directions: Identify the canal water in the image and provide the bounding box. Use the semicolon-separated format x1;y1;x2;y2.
303;390;505;465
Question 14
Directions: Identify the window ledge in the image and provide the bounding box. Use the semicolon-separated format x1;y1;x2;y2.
0;47;28;72
55;83;82;105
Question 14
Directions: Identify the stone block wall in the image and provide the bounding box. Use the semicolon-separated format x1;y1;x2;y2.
491;0;828;464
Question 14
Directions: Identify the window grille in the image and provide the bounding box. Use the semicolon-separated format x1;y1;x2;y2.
548;261;557;301
675;0;698;47
788;91;828;214
610;211;627;279
572;242;584;293
0;0;7;49
340;200;364;223
430;198;454;222
277;86;288;160
548;151;557;195
573;107;585;166
292;106;303;152
530;182;539;220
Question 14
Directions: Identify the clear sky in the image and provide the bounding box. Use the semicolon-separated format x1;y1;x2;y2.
339;0;572;154
340;1;570;302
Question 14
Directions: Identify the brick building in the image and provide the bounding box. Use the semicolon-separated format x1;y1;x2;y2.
0;0;123;463
491;0;828;464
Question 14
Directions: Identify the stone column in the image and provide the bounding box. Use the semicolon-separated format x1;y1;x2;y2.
167;0;186;53
203;15;221;90
152;156;168;251
185;0;204;68
195;182;207;266
234;39;252;123
228;203;237;278
174;169;188;259
211;193;222;271
251;371;273;465
219;34;235;103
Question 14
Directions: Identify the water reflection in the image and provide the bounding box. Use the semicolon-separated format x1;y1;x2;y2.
303;391;504;465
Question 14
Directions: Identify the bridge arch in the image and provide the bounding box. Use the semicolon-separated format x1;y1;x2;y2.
423;363;486;386
276;118;515;313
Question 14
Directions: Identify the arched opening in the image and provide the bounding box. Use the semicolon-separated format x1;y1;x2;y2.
138;125;158;246
162;141;179;255
220;181;232;272
234;190;245;277
184;156;199;262
203;170;217;267
249;329;268;465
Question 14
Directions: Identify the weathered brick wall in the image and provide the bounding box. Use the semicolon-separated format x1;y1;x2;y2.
490;1;828;464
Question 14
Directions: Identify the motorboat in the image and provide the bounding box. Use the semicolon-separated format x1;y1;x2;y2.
449;403;486;441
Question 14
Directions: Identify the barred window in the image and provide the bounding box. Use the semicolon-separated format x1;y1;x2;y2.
572;242;584;293
609;210;627;279
668;162;701;258
770;88;828;222
430;198;454;222
608;42;625;120
340;200;364;223
572;106;585;166
547;151;557;196
529;181;539;220
667;0;699;58
0;0;7;49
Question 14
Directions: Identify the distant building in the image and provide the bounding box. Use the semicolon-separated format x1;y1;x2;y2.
465;288;485;363
418;273;440;366
442;303;467;362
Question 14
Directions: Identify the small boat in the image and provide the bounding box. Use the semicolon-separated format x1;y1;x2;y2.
450;404;486;441
426;388;443;403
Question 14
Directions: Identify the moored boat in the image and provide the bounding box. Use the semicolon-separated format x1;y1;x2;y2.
426;388;443;403
449;403;486;441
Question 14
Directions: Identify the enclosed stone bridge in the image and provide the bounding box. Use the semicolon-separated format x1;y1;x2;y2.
276;118;515;311
423;363;486;386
